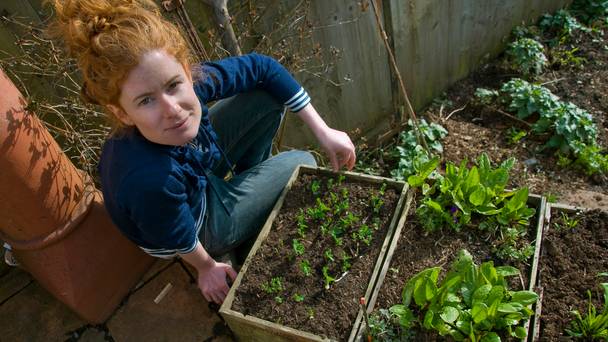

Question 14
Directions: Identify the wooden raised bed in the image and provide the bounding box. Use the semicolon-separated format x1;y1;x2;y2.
219;165;411;341
354;194;547;341
530;203;608;341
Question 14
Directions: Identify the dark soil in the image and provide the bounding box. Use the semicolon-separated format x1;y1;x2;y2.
372;195;540;340
232;171;401;341
538;209;608;341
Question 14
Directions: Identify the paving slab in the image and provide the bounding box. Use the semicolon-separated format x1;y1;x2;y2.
132;258;175;292
79;327;107;342
107;262;232;341
0;280;85;341
0;267;32;303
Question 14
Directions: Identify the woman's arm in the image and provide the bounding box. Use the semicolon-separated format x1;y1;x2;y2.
179;241;236;304
295;103;356;171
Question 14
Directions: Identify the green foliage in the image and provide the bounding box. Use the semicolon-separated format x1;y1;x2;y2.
570;0;608;24
300;259;312;276
566;275;608;339
261;277;284;294
551;47;587;69
475;88;499;105
311;180;321;196
540;9;590;45
390;119;448;181
353;224;374;246
292;238;305;256
371;250;537;341
322;265;336;289
292;293;305;302
575;144;608;175
554;211;580;231
407;154;535;262
506;127;527;145
506;38;548;76
498;78;606;176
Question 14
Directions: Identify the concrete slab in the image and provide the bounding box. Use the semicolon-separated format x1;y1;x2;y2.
107;262;232;341
0;281;85;341
79;327;107;342
0;268;32;303
132;258;175;292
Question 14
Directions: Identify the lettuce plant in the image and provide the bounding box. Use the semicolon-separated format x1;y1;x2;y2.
371;250;537;341
408;154;535;262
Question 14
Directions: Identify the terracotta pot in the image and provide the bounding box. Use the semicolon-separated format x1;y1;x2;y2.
0;68;154;323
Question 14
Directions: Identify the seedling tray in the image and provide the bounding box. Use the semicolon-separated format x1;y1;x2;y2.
219;165;411;341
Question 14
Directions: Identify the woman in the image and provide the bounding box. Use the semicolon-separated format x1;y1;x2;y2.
48;0;356;305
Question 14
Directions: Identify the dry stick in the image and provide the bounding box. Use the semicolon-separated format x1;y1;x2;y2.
369;0;429;152
484;105;532;128
443;104;467;122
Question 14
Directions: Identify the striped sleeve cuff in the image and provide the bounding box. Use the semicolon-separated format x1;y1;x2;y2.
284;87;311;112
138;195;206;259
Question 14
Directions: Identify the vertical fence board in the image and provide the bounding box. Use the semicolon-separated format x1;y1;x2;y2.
281;0;394;148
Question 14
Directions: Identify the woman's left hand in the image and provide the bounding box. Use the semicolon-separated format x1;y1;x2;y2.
318;127;356;171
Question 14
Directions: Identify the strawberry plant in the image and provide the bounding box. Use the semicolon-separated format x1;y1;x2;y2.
390;119;448;181
408;154;535;262
540;9;589;45
369;250;537;341
506;37;547;76
476;78;607;176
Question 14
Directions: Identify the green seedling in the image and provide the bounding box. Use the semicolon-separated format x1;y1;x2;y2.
307;307;315;319
292;293;305;302
329;226;343;246
292;238;305;256
341;252;352;272
322;265;336;289
555;211;580;231
261;276;284;295
507;127;527;144
353;224;373;246
566;273;608;339
274;296;284;304
311;179;321;196
300;259;311;277
324;249;334;262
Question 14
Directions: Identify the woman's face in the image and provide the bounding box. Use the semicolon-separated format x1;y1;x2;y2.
110;49;202;146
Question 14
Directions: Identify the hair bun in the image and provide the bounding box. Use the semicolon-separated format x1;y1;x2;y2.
87;15;114;37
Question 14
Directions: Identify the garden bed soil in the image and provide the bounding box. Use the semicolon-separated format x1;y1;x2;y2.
536;208;608;341
230;170;402;341
361;19;608;211
435;28;608;210
370;195;543;340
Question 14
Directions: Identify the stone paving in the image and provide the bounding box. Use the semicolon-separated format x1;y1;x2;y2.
0;254;235;341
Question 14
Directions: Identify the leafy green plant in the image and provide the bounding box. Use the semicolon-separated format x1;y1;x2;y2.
300;259;312;276
292;238;305;256
495;78;606;176
551;47;587;69
506;37;548;76
353;224;373;246
324;249;334;262
341;252;352;272
322;265;336;289
540;9;590;45
506;127;527;145
554;211;580;231
310;180;321;196
296;209;308;238
570;0;608;24
390;119;448;181
261;277;284;295
408;154;535;262
371;250;538;341
292;293;305;302
566;274;608;339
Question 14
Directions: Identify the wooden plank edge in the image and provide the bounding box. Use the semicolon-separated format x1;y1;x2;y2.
348;181;411;342
526;195;546;342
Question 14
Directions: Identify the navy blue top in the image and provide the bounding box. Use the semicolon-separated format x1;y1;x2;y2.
99;53;310;258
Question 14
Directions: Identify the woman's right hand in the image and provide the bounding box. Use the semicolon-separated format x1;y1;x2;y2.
198;261;237;304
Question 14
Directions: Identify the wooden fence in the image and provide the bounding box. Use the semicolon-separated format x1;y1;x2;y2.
0;0;571;149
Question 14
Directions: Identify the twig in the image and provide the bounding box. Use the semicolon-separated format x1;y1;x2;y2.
484;105;532;128
443;104;467;122
540;77;566;86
